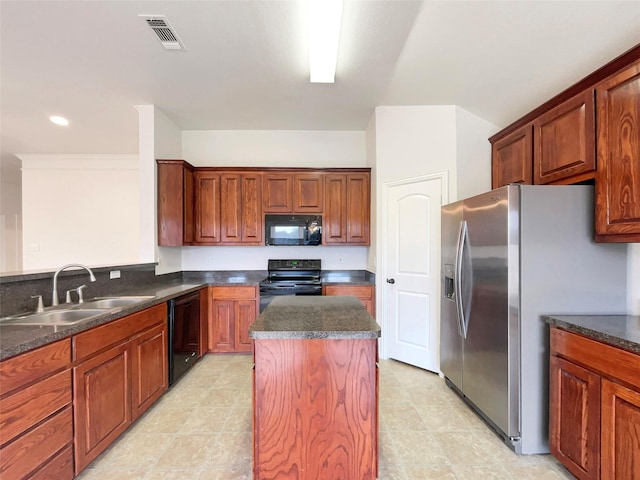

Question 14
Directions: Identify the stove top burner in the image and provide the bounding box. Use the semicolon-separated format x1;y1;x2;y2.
260;259;322;296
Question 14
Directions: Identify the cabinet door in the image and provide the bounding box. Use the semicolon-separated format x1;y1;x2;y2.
346;173;370;245
549;355;601;480
491;125;533;189
595;59;640;242
194;172;221;244
73;343;130;474
263;173;293;213
131;323;168;421
235;299;257;353
220;174;242;243
533;90;596;184
324;174;347;244
294;174;323;213
601;379;640;480
210;300;235;353
183;167;194;244
241;173;263;244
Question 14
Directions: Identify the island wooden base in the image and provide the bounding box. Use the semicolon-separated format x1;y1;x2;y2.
253;338;378;480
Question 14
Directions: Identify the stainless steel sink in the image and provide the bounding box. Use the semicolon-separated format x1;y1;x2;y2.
0;295;156;327
77;296;155;309
0;308;107;326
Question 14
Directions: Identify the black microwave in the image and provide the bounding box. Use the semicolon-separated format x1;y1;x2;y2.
265;215;322;246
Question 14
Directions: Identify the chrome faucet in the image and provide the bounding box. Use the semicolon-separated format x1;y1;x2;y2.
52;264;96;306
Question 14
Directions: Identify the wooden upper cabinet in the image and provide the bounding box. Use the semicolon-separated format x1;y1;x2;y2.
324;172;370;245
263;172;323;213
263;174;293;213
194;171;221;244
220;173;263;245
293;174;323;212
157;160;195;246
595;59;640;242
533;90;596;185
491;125;533;189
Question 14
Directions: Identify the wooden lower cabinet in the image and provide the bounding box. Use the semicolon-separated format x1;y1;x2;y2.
208;286;258;353
600;379;640;480
0;339;73;480
323;284;375;317
73;342;130;473
131;323;169;420
73;304;168;475
549;327;640;480
549;355;601;479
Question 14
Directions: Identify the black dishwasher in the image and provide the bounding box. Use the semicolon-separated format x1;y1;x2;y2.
168;291;201;385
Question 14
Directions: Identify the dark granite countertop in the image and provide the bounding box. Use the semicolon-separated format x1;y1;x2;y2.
320;270;375;285
0;282;207;361
544;315;640;355
249;296;381;340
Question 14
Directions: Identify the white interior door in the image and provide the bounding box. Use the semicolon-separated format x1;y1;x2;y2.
384;175;444;372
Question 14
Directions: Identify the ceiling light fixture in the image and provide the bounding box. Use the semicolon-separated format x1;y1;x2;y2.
308;0;343;83
49;115;69;126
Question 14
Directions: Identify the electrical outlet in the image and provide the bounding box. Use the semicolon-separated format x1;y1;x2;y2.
109;270;121;280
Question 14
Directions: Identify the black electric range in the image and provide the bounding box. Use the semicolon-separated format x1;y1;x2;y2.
259;259;322;312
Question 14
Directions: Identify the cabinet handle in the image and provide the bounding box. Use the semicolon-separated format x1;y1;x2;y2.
386;278;395;284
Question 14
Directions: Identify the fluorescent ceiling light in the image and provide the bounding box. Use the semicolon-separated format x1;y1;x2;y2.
308;0;343;83
49;115;69;126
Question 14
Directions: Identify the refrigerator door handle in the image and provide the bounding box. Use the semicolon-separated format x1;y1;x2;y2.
456;220;471;339
454;220;467;338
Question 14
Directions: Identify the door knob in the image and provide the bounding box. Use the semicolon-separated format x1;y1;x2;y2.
386;278;395;284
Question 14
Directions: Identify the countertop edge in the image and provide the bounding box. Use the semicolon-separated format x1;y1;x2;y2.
544;315;640;355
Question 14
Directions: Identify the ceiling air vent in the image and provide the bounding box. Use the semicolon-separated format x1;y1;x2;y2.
139;15;185;50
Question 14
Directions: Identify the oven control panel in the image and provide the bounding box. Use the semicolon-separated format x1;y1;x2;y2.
267;259;321;270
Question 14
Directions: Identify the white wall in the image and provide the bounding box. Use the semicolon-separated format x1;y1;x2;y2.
0;156;23;272
629;244;640;314
137;105;184;275
19;154;140;271
455;107;498;200
365;114;377;273
180;129;369;271
182;130;366;167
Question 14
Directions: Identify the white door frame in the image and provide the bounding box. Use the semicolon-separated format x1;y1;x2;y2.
378;171;449;361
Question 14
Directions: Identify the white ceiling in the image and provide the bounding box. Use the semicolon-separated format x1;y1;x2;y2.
2;0;640;163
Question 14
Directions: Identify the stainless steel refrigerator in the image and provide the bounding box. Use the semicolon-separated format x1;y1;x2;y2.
440;184;627;454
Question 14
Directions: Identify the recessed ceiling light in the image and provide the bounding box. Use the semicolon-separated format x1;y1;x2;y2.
49;115;69;126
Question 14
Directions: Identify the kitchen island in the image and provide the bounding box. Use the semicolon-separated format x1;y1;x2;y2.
249;296;381;480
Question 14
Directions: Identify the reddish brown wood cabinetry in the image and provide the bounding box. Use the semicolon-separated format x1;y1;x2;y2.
253;338;378;479
0;340;73;480
157;160;195;246
490;44;640;241
595;59;640;242
491;124;533;189
220;173;263;245
324;172;370;245
73;304;168;474
194;171;221;244
263;172;323;213
208;286;258;353
550;327;640;480
323;284;375;317
533;90;596;185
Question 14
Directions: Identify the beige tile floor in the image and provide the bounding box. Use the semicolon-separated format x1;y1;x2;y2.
76;354;574;480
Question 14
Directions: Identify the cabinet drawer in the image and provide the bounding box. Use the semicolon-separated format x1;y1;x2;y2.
0;405;72;480
551;328;640;390
0;339;71;395
211;286;257;300
0;369;71;446
323;285;372;298
73;304;166;361
29;445;73;480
